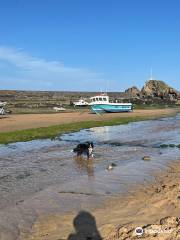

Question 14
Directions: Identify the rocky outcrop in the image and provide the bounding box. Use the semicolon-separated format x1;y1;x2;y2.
141;80;179;101
125;86;141;97
123;80;179;105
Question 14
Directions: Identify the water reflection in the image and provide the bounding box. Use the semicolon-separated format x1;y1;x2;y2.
90;126;111;142
74;156;94;177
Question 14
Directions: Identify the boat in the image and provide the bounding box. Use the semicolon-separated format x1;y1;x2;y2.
73;99;89;107
0;101;7;107
89;94;132;113
0;102;7;114
0;107;5;115
0;102;6;115
53;106;66;112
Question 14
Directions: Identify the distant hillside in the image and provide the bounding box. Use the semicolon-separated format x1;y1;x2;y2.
0;80;179;113
0;90;128;113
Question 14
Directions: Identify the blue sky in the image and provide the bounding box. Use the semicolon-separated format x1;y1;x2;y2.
0;0;180;91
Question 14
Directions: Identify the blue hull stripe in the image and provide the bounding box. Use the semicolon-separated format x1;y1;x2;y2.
91;104;132;113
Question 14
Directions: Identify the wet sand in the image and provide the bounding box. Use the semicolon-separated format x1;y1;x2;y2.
21;161;180;240
0;108;179;133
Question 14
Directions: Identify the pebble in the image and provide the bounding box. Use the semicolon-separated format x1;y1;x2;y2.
142;156;151;161
107;163;117;170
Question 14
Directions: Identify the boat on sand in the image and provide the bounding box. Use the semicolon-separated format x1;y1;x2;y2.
89;94;132;113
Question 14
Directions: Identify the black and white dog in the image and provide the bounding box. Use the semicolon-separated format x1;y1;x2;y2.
73;142;94;159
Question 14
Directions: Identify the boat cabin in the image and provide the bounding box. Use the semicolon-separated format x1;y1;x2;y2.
90;95;109;103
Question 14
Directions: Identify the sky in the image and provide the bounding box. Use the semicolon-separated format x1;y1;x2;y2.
0;0;180;91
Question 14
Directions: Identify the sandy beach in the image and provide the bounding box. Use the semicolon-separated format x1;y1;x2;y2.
0;108;179;133
20;161;180;240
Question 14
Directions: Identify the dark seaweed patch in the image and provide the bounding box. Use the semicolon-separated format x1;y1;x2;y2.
16;171;31;180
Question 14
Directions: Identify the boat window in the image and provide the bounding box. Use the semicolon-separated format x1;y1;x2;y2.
99;97;102;101
103;98;107;101
96;98;99;101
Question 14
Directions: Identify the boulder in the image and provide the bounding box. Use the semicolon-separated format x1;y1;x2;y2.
125;86;141;97
142;156;151;161
141;80;179;100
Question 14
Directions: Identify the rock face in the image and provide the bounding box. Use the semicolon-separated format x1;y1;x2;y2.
125;86;141;97
124;80;179;105
141;80;179;100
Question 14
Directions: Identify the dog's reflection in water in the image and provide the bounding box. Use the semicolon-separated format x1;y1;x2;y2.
74;156;94;177
68;211;102;240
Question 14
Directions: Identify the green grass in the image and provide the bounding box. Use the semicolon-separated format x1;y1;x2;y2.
134;104;180;109
0;113;177;145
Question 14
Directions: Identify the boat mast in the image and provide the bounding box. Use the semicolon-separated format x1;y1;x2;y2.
150;68;153;80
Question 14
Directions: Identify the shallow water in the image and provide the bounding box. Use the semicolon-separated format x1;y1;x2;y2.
0;114;180;238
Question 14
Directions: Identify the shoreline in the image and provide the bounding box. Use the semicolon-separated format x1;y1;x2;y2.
0;108;179;144
21;160;180;240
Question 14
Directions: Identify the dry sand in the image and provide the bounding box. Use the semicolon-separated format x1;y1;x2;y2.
0;108;179;133
20;161;180;240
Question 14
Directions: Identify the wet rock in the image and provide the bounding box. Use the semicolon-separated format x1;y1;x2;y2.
169;144;176;148
168;184;177;190
16;171;31;180
155;187;161;193
160;144;179;149
105;191;111;195
142;156;151;161
106;163;117;170
160;144;169;148
60;163;66;166
161;184;167;189
111;163;117;167
16;199;24;205
109;142;123;147
159;216;179;227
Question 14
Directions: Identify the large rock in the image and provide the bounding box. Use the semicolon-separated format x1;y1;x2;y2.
125;86;141;97
141;80;179;100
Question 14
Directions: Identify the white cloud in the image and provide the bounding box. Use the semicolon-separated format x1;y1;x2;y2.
0;46;106;90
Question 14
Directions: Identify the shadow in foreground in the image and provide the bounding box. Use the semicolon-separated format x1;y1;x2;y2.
68;211;102;240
